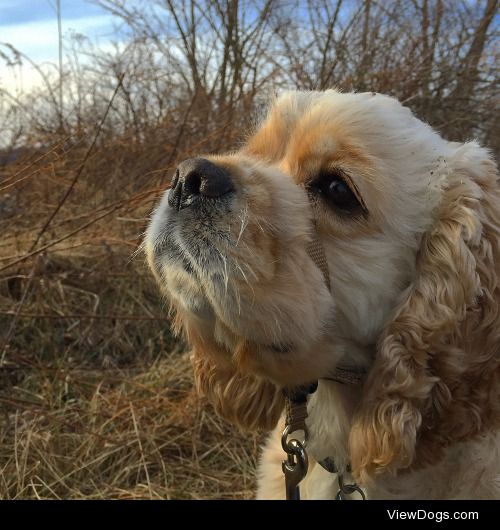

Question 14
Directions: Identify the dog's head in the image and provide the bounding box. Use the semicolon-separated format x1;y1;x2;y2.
145;90;500;478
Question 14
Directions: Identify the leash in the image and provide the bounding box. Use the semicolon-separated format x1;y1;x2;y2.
280;214;366;500
281;375;366;500
281;383;317;500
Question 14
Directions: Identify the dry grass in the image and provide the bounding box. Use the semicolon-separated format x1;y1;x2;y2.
0;350;259;499
0;136;260;500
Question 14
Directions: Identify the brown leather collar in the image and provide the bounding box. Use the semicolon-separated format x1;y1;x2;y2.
306;222;331;291
305;217;367;386
322;366;366;386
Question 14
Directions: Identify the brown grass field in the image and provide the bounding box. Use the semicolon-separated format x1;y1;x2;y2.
0;134;260;499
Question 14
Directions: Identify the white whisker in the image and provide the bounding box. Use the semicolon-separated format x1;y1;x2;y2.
236;207;249;246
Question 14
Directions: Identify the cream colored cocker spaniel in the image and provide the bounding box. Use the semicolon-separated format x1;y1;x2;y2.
145;90;500;499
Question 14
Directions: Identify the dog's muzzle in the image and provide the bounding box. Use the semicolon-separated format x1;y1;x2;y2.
168;156;331;291
168;158;234;211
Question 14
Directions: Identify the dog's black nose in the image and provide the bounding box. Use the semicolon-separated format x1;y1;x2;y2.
168;158;234;210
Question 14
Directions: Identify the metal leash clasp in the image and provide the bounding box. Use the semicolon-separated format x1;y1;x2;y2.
335;473;366;500
281;426;308;500
281;383;317;500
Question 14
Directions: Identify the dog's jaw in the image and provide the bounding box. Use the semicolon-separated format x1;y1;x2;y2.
145;158;345;386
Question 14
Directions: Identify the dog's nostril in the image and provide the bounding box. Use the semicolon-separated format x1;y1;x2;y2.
168;157;234;210
183;170;202;196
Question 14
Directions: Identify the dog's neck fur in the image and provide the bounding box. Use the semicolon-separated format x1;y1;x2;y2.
302;345;372;480
306;380;362;472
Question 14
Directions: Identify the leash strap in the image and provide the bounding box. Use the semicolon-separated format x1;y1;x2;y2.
281;384;317;500
281;378;367;500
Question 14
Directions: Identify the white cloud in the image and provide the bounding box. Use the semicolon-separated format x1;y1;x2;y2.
0;14;115;93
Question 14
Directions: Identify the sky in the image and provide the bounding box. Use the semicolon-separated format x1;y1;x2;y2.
0;0;118;93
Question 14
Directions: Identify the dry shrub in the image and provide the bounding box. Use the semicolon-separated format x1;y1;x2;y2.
0;133;259;499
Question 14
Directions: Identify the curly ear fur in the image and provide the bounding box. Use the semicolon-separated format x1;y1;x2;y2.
350;144;500;482
191;350;285;432
172;310;285;432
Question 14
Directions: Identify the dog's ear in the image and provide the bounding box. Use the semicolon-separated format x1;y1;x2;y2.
349;143;500;482
191;349;285;432
172;306;285;432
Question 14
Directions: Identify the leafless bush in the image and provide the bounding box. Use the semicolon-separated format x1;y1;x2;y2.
1;0;497;153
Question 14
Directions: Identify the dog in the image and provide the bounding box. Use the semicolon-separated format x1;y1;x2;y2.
145;90;500;499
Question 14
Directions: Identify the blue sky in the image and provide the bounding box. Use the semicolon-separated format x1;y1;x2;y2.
0;0;119;91
1;0;107;25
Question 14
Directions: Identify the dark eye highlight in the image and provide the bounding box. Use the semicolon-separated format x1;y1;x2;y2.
308;169;366;216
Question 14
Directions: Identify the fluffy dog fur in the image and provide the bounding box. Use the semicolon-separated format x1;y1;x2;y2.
145;90;500;499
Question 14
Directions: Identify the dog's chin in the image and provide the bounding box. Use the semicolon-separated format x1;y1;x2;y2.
150;256;338;388
150;244;339;382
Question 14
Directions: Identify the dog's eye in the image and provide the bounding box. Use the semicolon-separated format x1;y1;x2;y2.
269;343;292;354
326;178;357;209
309;170;365;215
